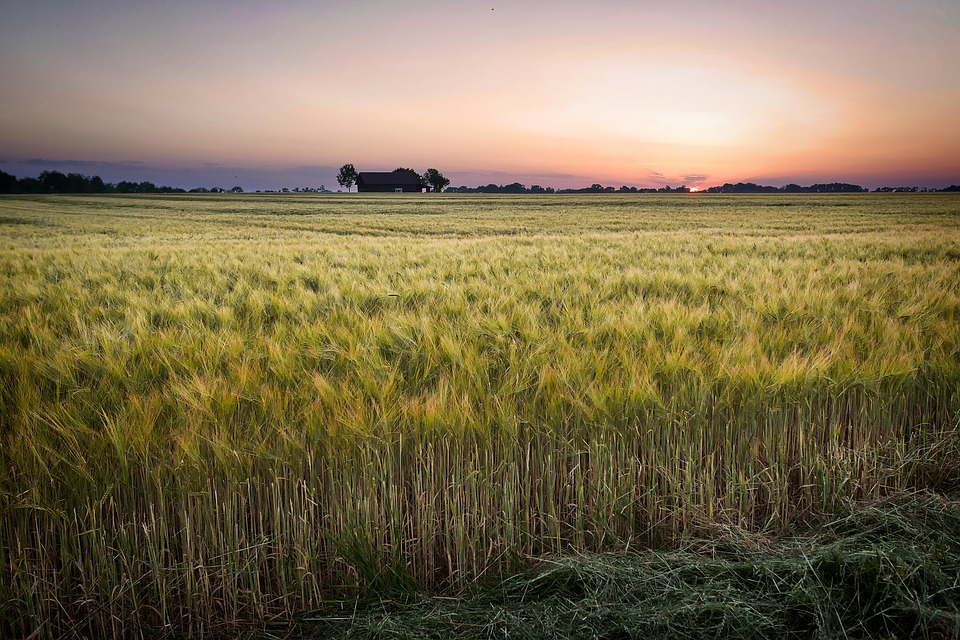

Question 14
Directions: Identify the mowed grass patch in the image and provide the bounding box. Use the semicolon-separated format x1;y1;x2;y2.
0;193;958;638
296;491;960;640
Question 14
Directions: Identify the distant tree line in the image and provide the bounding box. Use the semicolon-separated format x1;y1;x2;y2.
703;182;960;193
0;170;192;194
450;183;706;194
874;185;960;192
448;181;960;194
3;169;957;196
704;182;869;193
447;183;680;194
447;183;553;194
0;170;256;195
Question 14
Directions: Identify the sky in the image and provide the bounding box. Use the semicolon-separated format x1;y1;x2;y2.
1;0;959;191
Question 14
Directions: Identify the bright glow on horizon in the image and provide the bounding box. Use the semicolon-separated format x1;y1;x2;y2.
0;0;958;190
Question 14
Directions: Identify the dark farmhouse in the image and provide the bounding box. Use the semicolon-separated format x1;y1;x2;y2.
356;170;424;193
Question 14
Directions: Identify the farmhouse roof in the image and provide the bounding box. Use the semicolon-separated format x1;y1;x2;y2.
357;170;421;186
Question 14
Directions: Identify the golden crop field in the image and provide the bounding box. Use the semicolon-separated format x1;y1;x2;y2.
1;193;958;637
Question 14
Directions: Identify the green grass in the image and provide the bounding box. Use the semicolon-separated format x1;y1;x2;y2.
0;193;958;638
293;491;960;640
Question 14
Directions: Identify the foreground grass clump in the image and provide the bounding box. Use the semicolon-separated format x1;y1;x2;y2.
296;491;960;640
0;193;958;638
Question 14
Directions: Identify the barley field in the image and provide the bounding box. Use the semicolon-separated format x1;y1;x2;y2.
1;193;958;638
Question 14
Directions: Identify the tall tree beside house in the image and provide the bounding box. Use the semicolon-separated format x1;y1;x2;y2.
423;168;450;193
336;164;358;192
395;168;428;190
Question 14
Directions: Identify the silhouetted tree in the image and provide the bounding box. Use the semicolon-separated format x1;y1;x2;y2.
807;182;867;193
423;168;450;193
0;170;20;193
337;164;358;192
394;168;428;189
38;170;69;193
705;182;777;193
18;178;41;193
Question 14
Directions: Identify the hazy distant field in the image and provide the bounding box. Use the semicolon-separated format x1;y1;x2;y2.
1;193;959;637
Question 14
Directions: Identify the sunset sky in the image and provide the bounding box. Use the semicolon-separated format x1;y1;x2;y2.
1;0;959;190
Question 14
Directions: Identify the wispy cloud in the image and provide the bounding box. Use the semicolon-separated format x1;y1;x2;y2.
1;2;958;188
